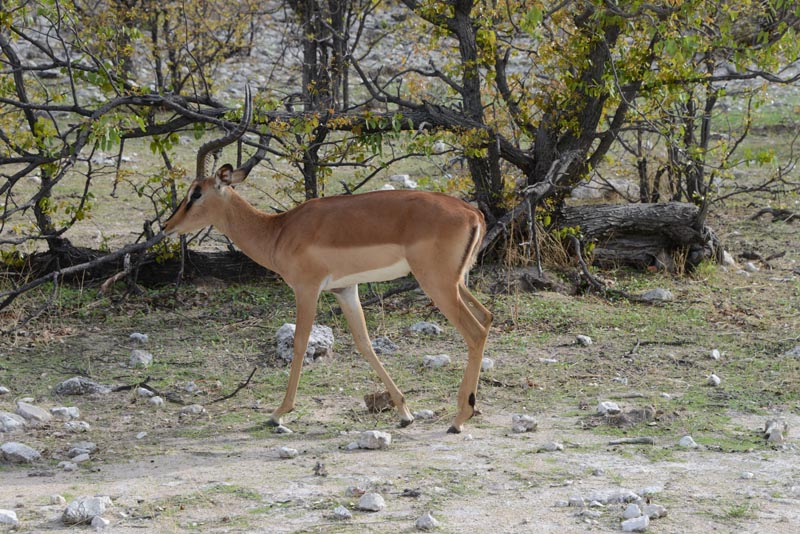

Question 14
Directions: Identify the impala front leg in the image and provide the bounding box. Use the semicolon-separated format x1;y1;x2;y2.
269;288;319;428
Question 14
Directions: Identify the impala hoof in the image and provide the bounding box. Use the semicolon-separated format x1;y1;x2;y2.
446;425;462;434
266;418;281;427
399;417;414;428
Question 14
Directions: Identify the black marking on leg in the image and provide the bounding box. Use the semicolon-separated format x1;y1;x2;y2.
468;393;476;407
447;425;461;434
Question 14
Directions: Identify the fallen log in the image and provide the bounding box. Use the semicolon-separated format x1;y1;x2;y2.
557;202;717;271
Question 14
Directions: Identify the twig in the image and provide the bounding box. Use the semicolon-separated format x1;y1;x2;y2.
208;367;258;404
112;376;160;396
608;437;656;445
567;235;637;301
0;232;165;316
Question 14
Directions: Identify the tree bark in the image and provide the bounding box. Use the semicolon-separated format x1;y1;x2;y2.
557;202;714;271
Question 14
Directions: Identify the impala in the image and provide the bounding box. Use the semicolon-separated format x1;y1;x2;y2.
163;89;492;433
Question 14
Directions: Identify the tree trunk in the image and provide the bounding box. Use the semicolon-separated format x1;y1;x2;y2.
557;202;716;271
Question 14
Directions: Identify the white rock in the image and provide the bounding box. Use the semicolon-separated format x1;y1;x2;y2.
744;261;759;273
72;453;91;463
410;321;443;336
64;421;91;432
642;504;667;519
333;505;352;519
276;323;335;362
741;472;754;480
641;288;673;302
91;516;111;529
136;432;148;440
710;349;721;360
372;336;399;355
623;503;642;519
148;396;165;407
183;381;200;394
511;413;538;433
659;392;672;400
0;386;10;395
129;349;153;368
539;358;559;364
423;354;451;369
413;409;435;419
576;335;593;346
137;387;154;398
596;401;621;415
179;404;206;416
568;495;585;507
587;489;640;505
62;496;112;525
50;406;80;420
679;435;698;448
416;511;440;530
0;411;26;433
129;332;149;343
0;509;18;526
621;514;649;532
357;492;385;512
539;441;564;452
16;401;52;423
345;441;360;450
721;250;737;267
481;357;495;371
50;494;67;505
380;183;396;190
278;446;298;459
54;376;111;395
707;373;721;387
1;441;41;463
58;461;78;471
72;441;97;453
358;430;392;450
781;345;800;358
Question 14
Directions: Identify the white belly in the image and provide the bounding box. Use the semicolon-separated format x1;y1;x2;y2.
321;258;411;290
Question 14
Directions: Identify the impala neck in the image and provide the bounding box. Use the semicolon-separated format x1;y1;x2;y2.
217;189;281;272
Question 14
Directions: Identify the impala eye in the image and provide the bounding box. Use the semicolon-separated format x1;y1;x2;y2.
190;187;202;200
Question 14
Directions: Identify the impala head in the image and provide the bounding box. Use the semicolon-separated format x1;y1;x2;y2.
163;86;263;236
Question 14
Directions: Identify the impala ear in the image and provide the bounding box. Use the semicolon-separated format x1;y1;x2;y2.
216;164;249;187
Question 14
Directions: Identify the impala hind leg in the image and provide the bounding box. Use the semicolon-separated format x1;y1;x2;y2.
332;285;414;427
268;288;319;427
417;280;489;434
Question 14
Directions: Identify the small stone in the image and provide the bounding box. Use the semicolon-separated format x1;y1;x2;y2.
679;435;698;448
136;432;148;440
659;392;672;400
416;511;440;530
357;492;385;512
16;401;52;423
0;386;9;395
642;504;667;519
423;354;451;369
179;404;206;416
539;441;564;452
623;503;642;519
136;387;154;398
372;337;399;355
358;430;392;450
621;515;649;532
0;509;19;527
641;288;673;302
576;335;593;346
744;261;759;273
148;396;165;407
410;321;443;336
580;509;602;519
710;349;721;360
639;486;661;498
588;489;640;504
54;377;111;395
274;425;293;434
58;461;78;471
50;406;80;420
345;441;360;450
345;486;366;497
781;345;800;358
64;421;91;432
511;413;538;433
129;349;153;368
62;496;112;525
72;453;91;463
129;332;148;343
481;357;495;371
91;516;111;529
278;446;298;459
413;409;435;419
1;441;41;463
707;373;721;387
0;411;26;433
183;381;200;394
333;505;352;520
596;401;621;415
721;250;736;267
539;358;559;364
50;494;67;505
568;495;585;508
276;323;335;362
